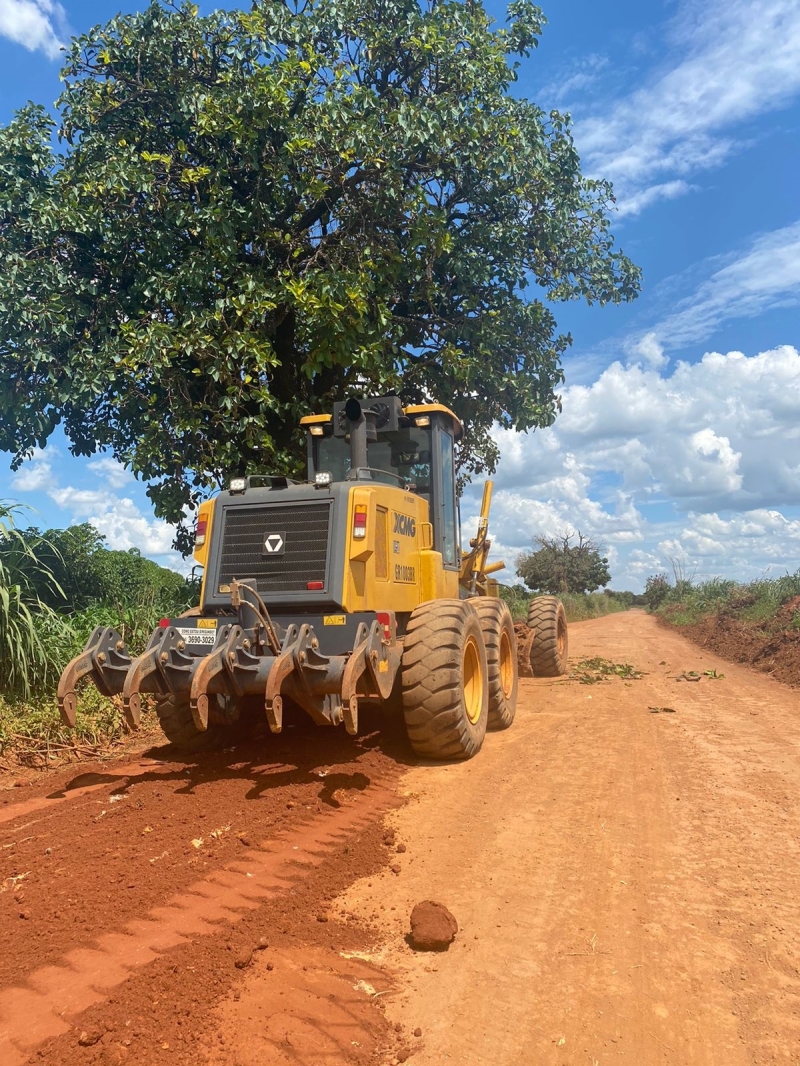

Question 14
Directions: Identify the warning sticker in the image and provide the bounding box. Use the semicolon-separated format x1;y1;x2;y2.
197;618;217;629
324;615;347;626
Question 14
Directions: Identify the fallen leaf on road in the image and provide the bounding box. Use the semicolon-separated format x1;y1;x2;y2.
191;838;203;848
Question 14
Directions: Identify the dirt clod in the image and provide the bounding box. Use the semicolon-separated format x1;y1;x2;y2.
78;1030;102;1047
234;948;253;969
396;843;407;854
414;1027;422;1037
255;937;269;950
391;864;402;875
409;901;458;951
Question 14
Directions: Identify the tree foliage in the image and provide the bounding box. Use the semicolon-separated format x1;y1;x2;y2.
643;572;670;611
15;523;193;613
517;530;611;595
0;0;639;546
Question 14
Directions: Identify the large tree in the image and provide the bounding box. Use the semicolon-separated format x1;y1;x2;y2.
0;0;639;549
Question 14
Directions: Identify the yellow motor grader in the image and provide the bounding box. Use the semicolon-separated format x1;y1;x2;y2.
57;396;566;758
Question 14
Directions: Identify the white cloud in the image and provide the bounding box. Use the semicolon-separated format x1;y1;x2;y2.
49;485;177;556
626;330;668;369
475;345;800;589
644;221;800;350
0;0;67;59
9;447;55;492
658;510;800;575
87;456;134;490
9;446;184;567
538;53;609;106
577;0;800;213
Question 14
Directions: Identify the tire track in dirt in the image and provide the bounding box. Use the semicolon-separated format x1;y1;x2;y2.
336;613;800;1065
0;715;409;1065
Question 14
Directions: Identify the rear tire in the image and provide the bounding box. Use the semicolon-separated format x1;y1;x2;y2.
473;599;518;730
526;596;569;677
401;599;488;760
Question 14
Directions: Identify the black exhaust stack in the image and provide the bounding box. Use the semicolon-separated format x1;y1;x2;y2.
333;395;402;481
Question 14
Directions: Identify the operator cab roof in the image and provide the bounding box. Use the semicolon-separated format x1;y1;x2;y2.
300;403;463;440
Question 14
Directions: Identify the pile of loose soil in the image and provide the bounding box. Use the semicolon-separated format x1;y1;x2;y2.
662;600;800;687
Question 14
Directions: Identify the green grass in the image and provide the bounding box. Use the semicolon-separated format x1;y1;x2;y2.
656;570;800;631
499;585;634;623
0;685;134;767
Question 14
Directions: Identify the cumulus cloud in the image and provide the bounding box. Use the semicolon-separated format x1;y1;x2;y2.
576;0;800;213
626;330;668;369
9;447;184;568
0;0;67;59
473;345;800;588
9;447;55;493
87;456;134;490
658;510;800;576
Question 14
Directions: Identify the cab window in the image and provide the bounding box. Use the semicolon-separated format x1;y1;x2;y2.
437;426;458;567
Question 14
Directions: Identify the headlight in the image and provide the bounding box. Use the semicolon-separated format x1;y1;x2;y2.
315;471;332;488
228;477;247;493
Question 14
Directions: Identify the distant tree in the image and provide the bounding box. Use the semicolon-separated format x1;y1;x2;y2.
16;523;190;613
643;573;671;611
517;531;611;595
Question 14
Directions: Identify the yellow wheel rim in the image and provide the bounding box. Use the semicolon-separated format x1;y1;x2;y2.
463;634;483;724
499;628;514;699
557;615;567;659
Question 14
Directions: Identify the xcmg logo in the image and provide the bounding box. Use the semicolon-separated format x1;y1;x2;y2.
393;512;417;538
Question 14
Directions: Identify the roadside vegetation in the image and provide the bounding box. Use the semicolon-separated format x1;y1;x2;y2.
646;569;800;687
0;507;196;766
645;570;800;625
500;585;640;624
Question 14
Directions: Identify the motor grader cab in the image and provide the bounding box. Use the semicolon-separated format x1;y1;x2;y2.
57;396;521;759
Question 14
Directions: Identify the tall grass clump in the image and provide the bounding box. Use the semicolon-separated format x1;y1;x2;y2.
0;503;70;699
652;568;800;629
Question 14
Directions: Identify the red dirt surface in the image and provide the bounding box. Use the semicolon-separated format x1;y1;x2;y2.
0;710;410;1066
5;613;800;1065
664;597;800;686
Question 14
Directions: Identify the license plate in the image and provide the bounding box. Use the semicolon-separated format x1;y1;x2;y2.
176;627;217;646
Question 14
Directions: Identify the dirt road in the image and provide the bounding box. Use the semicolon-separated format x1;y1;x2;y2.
2;612;800;1065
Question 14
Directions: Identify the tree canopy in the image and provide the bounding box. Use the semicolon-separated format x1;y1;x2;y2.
517;531;611;595
0;0;639;548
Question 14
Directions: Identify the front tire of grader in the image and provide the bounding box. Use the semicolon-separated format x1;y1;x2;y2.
154;695;228;750
401;599;489;760
526;595;569;677
473;598;518;730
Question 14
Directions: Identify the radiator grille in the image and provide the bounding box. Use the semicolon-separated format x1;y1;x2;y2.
217;501;331;595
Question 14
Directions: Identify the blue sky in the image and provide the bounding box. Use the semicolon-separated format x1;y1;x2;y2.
1;0;799;589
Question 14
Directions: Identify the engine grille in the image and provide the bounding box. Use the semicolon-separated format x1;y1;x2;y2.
217;501;331;595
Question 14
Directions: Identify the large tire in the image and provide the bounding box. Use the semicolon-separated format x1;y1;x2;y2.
153;694;232;749
473;599;518;730
154;695;202;747
526;596;569;677
401;599;489;760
